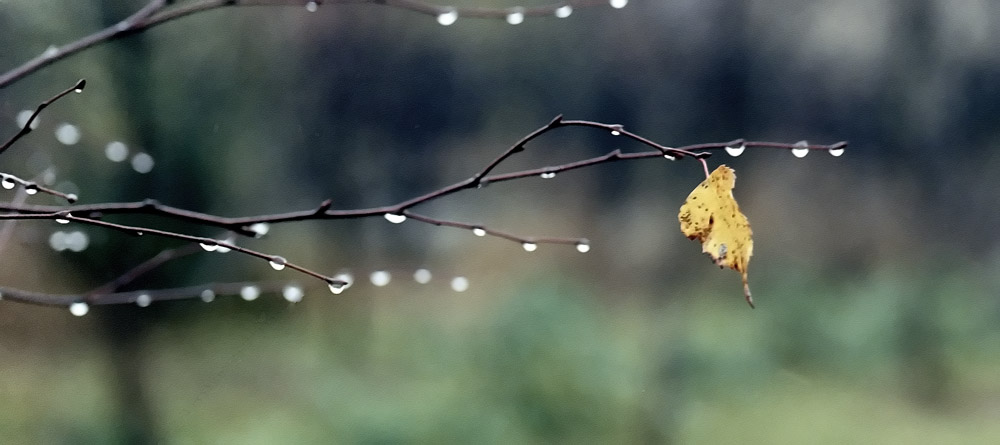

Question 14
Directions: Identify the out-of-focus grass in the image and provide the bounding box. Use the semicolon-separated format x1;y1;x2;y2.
2;261;999;443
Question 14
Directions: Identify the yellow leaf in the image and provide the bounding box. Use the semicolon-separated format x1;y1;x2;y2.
678;165;755;307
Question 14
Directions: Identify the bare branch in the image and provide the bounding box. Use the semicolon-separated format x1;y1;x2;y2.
0;1;620;89
0;79;85;154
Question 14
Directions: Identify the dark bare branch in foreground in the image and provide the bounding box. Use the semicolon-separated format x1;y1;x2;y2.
0;1;623;88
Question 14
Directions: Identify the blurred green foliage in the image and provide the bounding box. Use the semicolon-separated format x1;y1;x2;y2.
2;0;1000;442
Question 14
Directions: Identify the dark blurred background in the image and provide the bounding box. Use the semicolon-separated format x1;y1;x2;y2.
2;0;1000;442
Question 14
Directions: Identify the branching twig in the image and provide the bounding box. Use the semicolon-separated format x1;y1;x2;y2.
0;84;846;310
0;1;621;89
0;79;85;153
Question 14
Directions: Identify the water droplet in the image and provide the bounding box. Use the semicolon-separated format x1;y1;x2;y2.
328;282;346;294
65;193;78;203
437;7;458;25
370;270;391;287
610;125;623;136
24;183;38;195
792;140;809;158
131;152;154;173
283;285;304;303
250;222;270;237
136;293;152;307
450;276;470;292
725;143;746;157
305;1;318;12
199;241;219;252
55;123;81;145
16;110;38;130
269;256;287;270
555;5;573;18
384;213;407;224
240;285;260;301
610;0;628;9
413;268;432;284
69;301;89;316
663;154;676;161
200;289;215;302
576;241;591;253
1;176;15;190
472;227;487;237
43;45;58;58
522;242;538;252
105;141;129;162
540;171;556;179
506;7;524;25
55;216;70;224
215;238;233;253
829;147;845;157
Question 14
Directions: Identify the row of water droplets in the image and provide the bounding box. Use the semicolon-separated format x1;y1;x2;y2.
383;212;590;253
724;140;845;158
431;0;627;26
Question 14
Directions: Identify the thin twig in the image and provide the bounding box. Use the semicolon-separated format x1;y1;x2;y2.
0;1;619;88
0;79;85;154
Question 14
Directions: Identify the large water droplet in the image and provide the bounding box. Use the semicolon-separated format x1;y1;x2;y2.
283;285;304;303
610;0;628;9
55;123;81;145
269;256;287;270
370;270;391;287
522;242;538;252
506;7;524;25
540;171;556;179
136;293;152;307
250;222;270;237
69;301;89;316
105;141;129;162
555;5;573;18
65;193;78;203
413;268;432;284
328;273;353;294
1;176;15;190
384;213;407;224
240;285;260;301
215;238;233;253
200;289;215;302
576;241;591;253
472;227;487;237
450;276;470;292
24;183;38;195
725;143;746;157
437;7;458;25
305;1;318;12
792;140;809;158
200;241;219;252
55;216;70;224
830;147;845;157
